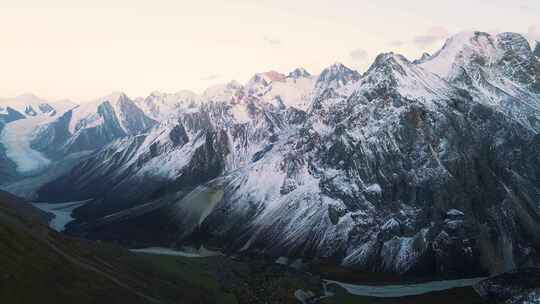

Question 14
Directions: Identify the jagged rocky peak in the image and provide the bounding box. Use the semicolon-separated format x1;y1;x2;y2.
0;93;71;118
316;62;360;89
136;90;199;120
68;91;155;136
144;90;198;104
367;52;412;74
248;71;286;85
420;31;497;73
101;91;130;105
287;67;311;79
421;31;537;79
495;32;540;91
245;71;287;97
497;32;535;58
412;52;432;64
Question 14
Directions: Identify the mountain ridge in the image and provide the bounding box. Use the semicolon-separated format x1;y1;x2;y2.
2;30;540;279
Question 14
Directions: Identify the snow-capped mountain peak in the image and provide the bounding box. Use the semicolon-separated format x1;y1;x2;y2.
248;71;286;85
0;93;74;118
419;31;499;79
359;51;453;102
367;52;411;73
421;31;540;89
316;62;361;89
419;30;540;133
100;91;129;104
412;52;432;64
135;90;198;120
245;71;287;97
68;92;155;137
287;67;311;79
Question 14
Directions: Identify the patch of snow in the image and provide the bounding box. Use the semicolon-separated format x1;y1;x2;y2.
275;256;289;265
325;277;486;298
382;218;400;231
130;246;222;258
32;200;90;231
366;183;382;194
231;103;251;123
262;76;316;111
447;209;465;217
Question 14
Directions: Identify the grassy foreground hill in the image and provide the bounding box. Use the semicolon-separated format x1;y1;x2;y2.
0;190;229;304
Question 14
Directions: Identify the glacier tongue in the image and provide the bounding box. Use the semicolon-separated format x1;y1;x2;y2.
0;99;74;175
1;117;52;174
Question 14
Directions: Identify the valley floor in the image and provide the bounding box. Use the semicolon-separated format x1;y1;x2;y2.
130;250;487;304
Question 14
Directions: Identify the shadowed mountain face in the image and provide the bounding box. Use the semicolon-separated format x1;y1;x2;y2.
23;31;540;278
0;190;227;304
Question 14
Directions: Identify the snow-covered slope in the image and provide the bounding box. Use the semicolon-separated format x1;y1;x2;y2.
242;65;358;112
420;31;540;131
37;64;361;211
134;90;198;121
36;79;301;215
32;92;157;156
0;92;155;188
258;69;316;111
69;92;155;136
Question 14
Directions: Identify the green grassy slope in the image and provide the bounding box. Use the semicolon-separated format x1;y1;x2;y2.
0;191;220;304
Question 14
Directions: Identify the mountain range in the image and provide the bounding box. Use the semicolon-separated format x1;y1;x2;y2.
1;31;540;279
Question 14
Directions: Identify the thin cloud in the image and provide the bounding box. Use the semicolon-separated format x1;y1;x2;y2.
263;35;281;45
519;5;530;12
412;27;449;48
389;40;405;47
201;74;220;81
350;48;368;61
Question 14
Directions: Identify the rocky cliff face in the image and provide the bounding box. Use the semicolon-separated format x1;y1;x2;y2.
36;31;540;277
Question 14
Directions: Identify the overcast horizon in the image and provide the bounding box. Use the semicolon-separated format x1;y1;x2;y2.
1;0;539;102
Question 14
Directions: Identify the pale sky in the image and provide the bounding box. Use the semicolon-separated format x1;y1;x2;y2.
1;0;539;102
